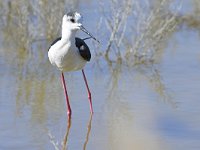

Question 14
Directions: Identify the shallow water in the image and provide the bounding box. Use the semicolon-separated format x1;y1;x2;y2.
1;0;200;150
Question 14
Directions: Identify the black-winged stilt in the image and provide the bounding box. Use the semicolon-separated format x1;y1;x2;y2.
48;12;99;117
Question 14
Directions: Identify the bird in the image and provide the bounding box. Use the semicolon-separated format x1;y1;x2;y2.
48;12;99;118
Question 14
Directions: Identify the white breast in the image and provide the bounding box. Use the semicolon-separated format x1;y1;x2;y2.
48;40;87;72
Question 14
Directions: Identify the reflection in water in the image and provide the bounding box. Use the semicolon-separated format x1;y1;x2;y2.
105;59;176;107
107;60;122;99
129;64;178;108
83;114;93;150
48;131;60;150
102;62;170;149
62;118;72;150
48;114;93;150
1;0;200;149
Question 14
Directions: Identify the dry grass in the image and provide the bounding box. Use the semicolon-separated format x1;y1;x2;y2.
0;0;200;67
97;0;182;65
0;0;71;50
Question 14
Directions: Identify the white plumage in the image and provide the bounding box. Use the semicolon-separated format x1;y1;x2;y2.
48;36;87;71
48;13;87;72
47;12;99;117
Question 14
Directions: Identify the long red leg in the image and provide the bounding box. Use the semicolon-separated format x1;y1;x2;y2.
61;72;71;117
82;69;93;114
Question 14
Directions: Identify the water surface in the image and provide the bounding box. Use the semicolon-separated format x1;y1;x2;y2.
0;0;200;150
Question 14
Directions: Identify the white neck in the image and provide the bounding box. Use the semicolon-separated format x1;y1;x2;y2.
61;23;76;43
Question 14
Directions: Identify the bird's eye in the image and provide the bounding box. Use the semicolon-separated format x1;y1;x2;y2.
70;18;75;23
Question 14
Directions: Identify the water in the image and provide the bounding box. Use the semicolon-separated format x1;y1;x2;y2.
1;0;200;150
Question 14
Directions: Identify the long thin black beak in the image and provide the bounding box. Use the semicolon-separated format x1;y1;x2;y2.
80;25;100;43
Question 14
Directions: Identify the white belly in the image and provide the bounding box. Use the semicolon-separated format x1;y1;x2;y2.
48;41;87;72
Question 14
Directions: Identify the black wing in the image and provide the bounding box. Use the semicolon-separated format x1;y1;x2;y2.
75;37;91;61
48;37;61;51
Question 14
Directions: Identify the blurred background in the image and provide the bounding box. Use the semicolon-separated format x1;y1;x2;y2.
0;0;200;149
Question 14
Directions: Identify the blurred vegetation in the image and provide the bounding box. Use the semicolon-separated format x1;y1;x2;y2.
97;0;181;65
1;2;199;147
0;0;77;78
1;0;200;90
0;0;200;67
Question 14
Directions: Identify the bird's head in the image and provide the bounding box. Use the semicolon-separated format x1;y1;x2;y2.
62;12;100;43
63;12;83;31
